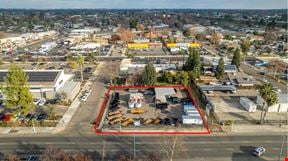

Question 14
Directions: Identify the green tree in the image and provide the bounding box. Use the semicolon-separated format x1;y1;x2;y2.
163;72;174;84
77;55;84;82
231;48;241;69
46;104;56;120
68;60;78;69
0;57;4;66
141;63;157;86
259;83;278;124
184;48;201;78
129;19;138;28
224;34;233;40
2;65;34;114
175;71;189;86
183;28;191;37
241;39;250;60
28;21;34;31
86;53;95;64
66;53;74;62
215;58;225;79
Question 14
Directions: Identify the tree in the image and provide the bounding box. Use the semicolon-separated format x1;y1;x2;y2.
211;31;221;46
241;39;250;60
231;48;241;69
175;71;189;86
117;28;133;44
129;19;138;28
46;104;56;120
161;135;184;161
42;146;72;161
0;57;4;66
77;55;84;82
259;83;278;124
0;31;5;39
5;155;20;161
141;63;157;86
68;60;78;69
183;28;191;37
184;48;201;78
2;65;34;114
241;39;250;53
216;58;225;79
86;53;95;64
163;72;174;84
224;34;233;40
136;23;145;31
143;153;162;161
28;21;34;31
74;152;93;161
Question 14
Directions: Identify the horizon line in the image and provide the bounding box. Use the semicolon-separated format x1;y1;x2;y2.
0;8;286;10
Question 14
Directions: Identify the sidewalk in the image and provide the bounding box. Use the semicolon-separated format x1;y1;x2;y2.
220;124;288;135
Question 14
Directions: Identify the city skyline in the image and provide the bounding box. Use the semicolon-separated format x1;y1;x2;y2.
0;0;287;9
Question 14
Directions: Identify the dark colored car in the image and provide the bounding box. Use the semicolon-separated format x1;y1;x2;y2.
25;113;35;121
36;113;47;121
0;113;5;120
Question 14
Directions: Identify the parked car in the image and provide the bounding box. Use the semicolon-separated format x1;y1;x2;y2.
0;113;5;120
25;113;35;121
38;98;47;106
80;95;88;102
36;113;47;121
33;98;41;105
252;147;265;156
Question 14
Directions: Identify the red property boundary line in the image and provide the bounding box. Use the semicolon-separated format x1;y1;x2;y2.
93;85;211;135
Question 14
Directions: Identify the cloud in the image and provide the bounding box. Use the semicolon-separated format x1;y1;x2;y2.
0;0;286;9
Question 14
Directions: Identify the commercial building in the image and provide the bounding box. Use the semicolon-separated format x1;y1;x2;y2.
0;70;80;100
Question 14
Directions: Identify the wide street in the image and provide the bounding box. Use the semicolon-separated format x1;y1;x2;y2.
0;134;286;161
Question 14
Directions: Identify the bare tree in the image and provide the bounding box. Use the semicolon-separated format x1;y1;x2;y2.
5;154;20;161
74;152;93;161
143;153;162;161
117;154;133;161
211;31;221;47
136;24;145;31
42;146;72;161
117;27;133;44
0;31;5;39
161;135;184;161
266;60;286;77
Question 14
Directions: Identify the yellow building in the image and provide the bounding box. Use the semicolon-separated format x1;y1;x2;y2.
128;43;149;49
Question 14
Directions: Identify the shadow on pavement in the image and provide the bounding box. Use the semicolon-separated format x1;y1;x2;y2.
232;146;267;161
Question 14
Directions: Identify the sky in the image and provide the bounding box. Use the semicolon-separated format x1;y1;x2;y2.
0;0;287;9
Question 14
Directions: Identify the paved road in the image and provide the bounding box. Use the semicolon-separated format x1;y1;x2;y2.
63;61;121;135
241;62;287;94
0;134;286;161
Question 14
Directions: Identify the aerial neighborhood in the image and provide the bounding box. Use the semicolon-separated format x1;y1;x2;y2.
0;7;287;161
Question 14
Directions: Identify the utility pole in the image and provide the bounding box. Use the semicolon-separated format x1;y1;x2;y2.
133;124;136;161
101;139;106;161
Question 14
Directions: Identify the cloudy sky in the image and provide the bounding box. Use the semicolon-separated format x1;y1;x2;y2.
0;0;286;9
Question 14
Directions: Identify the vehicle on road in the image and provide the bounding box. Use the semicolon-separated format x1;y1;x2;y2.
80;95;88;102
252;147;265;156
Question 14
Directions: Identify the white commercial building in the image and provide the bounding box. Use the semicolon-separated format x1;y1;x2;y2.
0;70;80;100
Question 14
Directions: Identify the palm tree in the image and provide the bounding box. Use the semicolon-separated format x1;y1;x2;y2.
259;83;278;124
77;55;84;82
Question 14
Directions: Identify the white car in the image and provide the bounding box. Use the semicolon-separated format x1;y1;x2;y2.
38;98;47;106
33;98;41;105
80;95;88;102
252;147;265;156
